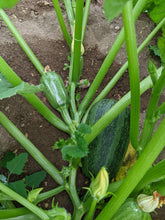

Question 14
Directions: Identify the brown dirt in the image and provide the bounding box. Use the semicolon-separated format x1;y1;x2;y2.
0;0;164;219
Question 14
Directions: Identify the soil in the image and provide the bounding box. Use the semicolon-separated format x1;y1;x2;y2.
0;0;164;219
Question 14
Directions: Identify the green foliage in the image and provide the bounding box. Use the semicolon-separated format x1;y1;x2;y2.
103;0;129;22
0;151;15;168
6;153;28;175
25;171;46;188
0;73;43;100
111;198;151;220
148;45;161;57
149;0;165;24
54;124;91;161
0;0;19;9
9;180;27;198
0;152;46;199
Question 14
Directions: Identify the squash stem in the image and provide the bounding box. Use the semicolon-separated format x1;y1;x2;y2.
138;68;165;154
78;0;147;119
84;199;97;220
59;106;76;134
63;0;75;35
52;0;71;47
0;182;49;220
84;74;153;145
0;9;44;76
81;17;165;123
0;111;65;186
122;0;140;150
82;0;92;42
72;0;84;82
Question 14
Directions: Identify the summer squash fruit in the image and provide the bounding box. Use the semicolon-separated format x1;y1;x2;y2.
82;99;130;180
40;71;68;112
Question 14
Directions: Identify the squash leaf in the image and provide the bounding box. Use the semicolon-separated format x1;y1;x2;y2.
0;73;43;100
149;0;165;24
61;125;91;161
111;198;152;220
103;0;129;22
6;153;28;175
9;180;27;198
25;171;46;188
0;0;19;9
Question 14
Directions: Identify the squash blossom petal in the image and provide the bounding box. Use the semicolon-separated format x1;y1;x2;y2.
91;167;109;201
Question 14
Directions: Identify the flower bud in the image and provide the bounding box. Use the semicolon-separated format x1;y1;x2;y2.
137;193;159;213
90;167;109;201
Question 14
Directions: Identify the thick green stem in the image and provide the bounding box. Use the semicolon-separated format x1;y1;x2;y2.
68;159;84;219
84;198;97;220
0;57;70;133
72;0;84;82
70;82;79;121
96;116;165;220
59;106;76;134
52;0;71;47
138;68;165;153
0;111;64;186
122;1;140;149
82;17;165;123
133;159;165;196
78;0;147;118
63;0;75;35
0;182;49;220
84;74;153;145
36;186;65;204
82;0;92;42
0;9;44;75
0;208;30;219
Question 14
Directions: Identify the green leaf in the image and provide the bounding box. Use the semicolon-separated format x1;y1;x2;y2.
148;45;161;57
0;151;15;168
77;123;91;134
111;198;152;220
9;180;27;198
6;153;28;175
103;0;129;22
25;170;46;188
0;73;43;100
0;0;19;9
27;188;43;203
149;0;165;24
61;131;88;161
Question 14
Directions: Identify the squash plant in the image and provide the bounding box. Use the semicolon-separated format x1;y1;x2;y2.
0;0;165;219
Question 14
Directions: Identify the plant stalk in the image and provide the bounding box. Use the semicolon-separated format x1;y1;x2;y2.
138;68;165;153
52;0;71;46
0;9;44;75
0;182;49;220
81;17;165;123
78;0;148;118
84;74;153;145
82;0;92;42
36;186;65;204
0;111;65;186
72;0;84;82
122;0;140;150
84;198;97;220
